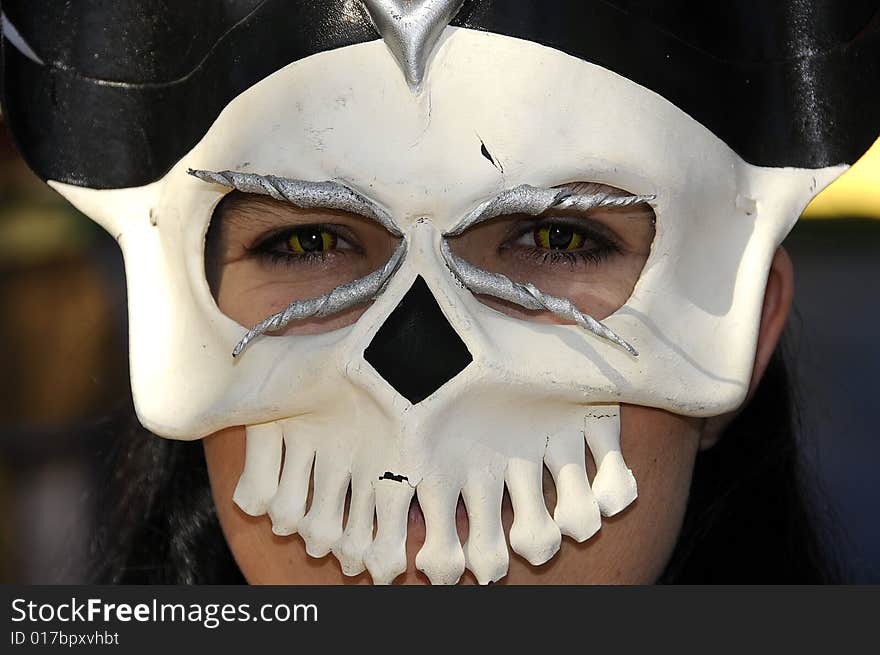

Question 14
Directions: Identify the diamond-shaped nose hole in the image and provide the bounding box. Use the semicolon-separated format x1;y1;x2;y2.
364;276;472;404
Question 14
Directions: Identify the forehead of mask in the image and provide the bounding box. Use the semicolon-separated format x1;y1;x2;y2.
54;28;835;438
197;32;691;222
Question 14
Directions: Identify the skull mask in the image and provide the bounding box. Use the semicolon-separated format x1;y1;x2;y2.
3;0;879;584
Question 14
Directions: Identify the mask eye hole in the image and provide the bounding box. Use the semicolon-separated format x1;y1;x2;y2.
446;182;656;322
204;191;401;335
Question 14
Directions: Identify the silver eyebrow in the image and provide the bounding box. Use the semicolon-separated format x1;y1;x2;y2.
446;184;655;236
231;241;407;358
440;240;638;356
187;169;401;236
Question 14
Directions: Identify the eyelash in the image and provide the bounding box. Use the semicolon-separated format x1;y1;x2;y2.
245;217;622;270
503;217;622;266
248;224;357;267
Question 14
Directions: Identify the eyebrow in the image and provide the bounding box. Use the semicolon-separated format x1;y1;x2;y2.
445;184;656;236
187;169;401;236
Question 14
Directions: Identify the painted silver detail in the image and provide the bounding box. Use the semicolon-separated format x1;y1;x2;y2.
447;185;656;236
440;239;638;356
188;169;401;236
232;241;408;357
1;13;44;65
362;0;465;91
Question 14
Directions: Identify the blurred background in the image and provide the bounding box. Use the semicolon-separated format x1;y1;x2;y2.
0;113;878;584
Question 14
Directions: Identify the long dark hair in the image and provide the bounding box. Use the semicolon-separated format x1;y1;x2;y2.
88;419;245;584
659;344;841;583
89;344;840;584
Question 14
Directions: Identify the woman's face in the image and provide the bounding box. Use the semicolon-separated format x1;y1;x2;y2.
170;31;799;585
201;184;709;584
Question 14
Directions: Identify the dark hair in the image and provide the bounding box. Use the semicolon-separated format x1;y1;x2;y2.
89;344;839;584
89;421;245;584
659;345;841;583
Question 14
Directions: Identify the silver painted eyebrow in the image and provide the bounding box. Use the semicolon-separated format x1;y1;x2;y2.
440;239;638;356
231;240;407;358
445;184;655;236
187;169;401;236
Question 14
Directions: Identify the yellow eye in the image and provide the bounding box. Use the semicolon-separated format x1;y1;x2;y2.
534;224;585;251
287;228;337;254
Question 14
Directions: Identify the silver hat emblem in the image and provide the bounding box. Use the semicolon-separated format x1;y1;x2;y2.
362;0;465;91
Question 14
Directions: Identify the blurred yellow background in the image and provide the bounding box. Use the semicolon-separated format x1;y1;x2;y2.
803;136;880;218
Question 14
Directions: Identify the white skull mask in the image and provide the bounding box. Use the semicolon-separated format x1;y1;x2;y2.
6;1;876;584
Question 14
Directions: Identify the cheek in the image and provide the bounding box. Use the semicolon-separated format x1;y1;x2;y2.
605;405;702;582
502;404;702;584
204;427;370;584
204;405;703;585
213;263;373;336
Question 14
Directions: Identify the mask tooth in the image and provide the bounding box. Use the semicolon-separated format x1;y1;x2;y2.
461;472;508;585
233;422;283;516
584;405;638;516
544;429;602;542
267;423;315;536
505;458;562;566
296;450;351;558
414;479;466;585
331;472;375;577
363;479;413;585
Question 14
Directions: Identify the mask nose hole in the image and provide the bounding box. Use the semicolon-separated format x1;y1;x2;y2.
364;276;472;404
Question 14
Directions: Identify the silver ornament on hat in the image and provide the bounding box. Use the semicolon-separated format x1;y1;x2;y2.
361;0;465;91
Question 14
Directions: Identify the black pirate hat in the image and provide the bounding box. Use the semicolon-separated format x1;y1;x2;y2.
2;0;878;188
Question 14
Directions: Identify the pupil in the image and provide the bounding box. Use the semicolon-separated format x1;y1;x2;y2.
548;225;574;250
298;229;324;252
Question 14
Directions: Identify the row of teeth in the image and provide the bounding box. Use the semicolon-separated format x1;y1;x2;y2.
232;406;637;584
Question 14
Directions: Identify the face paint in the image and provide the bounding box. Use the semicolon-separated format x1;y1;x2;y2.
3;1;878;584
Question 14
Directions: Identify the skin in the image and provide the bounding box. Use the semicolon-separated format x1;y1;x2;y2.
202;188;794;584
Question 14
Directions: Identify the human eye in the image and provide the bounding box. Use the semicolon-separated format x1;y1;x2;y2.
249;223;360;268
504;215;623;269
205;191;400;334
446;182;655;322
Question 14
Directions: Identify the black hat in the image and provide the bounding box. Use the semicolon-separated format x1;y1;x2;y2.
2;0;879;189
